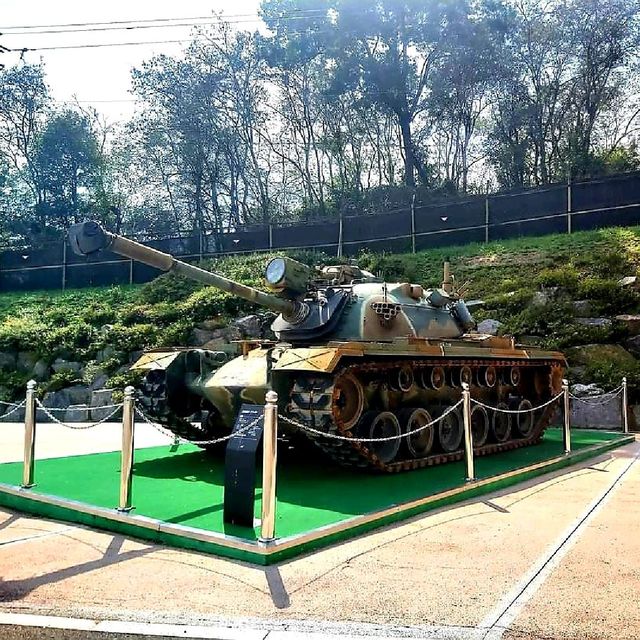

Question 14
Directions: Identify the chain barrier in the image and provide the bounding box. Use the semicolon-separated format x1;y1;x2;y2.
134;406;262;445
35;400;121;430
278;399;464;443
39;402;122;413
568;386;623;405
0;399;26;419
0;399;22;408
471;392;563;414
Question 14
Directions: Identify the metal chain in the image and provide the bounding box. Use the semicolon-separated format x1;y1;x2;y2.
134;406;263;445
41;402;122;413
0;399;22;408
0;399;26;419
568;387;623;405
470;392;563;414
279;399;464;443
35;400;121;430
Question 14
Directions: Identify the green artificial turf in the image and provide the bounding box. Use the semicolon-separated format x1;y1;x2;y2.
0;428;627;543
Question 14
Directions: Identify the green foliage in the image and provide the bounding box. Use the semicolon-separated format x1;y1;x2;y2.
44;370;82;393
0;370;31;401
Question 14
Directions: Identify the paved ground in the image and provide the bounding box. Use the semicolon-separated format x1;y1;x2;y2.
0;421;638;639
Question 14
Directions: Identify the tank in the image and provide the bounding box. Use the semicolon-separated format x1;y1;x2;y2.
69;221;566;472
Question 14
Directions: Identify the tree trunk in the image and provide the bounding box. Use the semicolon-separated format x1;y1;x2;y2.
398;114;415;187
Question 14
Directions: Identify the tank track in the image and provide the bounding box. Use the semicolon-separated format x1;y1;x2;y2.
287;358;563;473
138;371;216;443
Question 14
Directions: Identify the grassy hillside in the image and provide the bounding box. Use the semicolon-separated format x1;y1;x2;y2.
2;227;640;401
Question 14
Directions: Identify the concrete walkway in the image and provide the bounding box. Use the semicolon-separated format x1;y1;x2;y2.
0;422;637;639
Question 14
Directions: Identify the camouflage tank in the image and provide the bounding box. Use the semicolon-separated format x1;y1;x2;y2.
69;221;566;472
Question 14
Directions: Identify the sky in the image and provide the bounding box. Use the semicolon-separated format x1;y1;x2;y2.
0;0;263;122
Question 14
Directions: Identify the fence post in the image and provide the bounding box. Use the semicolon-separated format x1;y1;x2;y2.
462;382;475;481
260;390;278;542
484;193;490;244
198;229;204;262
61;236;67;291
268;223;273;251
337;215;344;258
563;379;571;453
622;376;629;434
567;173;573;234
118;386;136;511
21;380;37;488
410;194;416;254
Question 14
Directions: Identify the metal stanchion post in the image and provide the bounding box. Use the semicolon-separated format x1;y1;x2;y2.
462;383;475;482
260;390;278;543
563;379;571;454
118;386;136;512
622;376;629;434
21;380;37;488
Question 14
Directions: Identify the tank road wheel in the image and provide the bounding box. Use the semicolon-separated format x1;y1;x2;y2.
437;406;464;453
470;405;490;447
396;365;414;392
481;366;497;388
491;403;512;443
399;408;435;458
358;411;401;464
513;399;534;437
452;366;473;388
420;366;445;390
332;373;365;430
509;367;521;387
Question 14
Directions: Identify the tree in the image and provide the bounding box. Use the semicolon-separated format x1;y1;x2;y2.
33;110;102;228
261;0;441;187
0;63;50;209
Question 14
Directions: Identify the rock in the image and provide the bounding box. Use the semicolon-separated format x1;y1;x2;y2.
64;404;90;422
0;352;16;371
532;287;559;306
191;327;222;346
197;319;224;331
16;351;38;372
89;373;109;391
625;335;640;357
618;276;638;288
572;300;592;315
202;337;228;350
128;351;143;364
51;358;83;374
234;315;262;338
0;403;25;422
90;389;120;421
566;344;637;369
66;385;91;405
570;393;624;430
31;360;49;381
575;317;612;328
42;389;71;409
99;324;114;335
96;345;116;364
615;314;640;335
570;383;605;397
477;319;503;336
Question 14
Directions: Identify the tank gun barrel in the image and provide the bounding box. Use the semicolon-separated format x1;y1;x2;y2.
68;221;299;318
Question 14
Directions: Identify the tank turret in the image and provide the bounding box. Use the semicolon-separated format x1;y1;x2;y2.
69;221;475;344
68;221;565;473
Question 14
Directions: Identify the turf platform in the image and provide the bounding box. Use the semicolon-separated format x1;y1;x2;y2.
0;428;632;564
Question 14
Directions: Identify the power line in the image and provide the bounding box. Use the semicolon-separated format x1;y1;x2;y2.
0;9;326;32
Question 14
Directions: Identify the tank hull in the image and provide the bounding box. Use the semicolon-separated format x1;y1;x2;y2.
133;336;565;472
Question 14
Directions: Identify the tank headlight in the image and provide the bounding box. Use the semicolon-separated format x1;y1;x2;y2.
264;257;311;296
265;257;287;286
